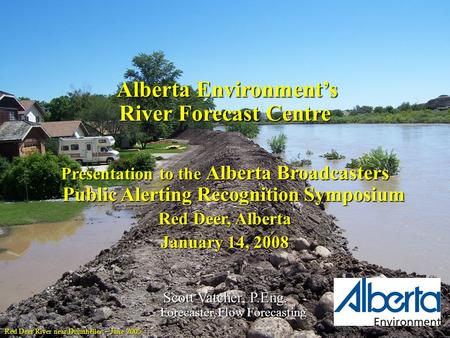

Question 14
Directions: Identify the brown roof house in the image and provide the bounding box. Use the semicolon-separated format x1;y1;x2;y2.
18;100;46;123
0;121;50;159
0;90;25;125
0;91;50;159
41;120;89;138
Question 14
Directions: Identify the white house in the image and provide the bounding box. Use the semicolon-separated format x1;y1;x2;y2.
19;100;45;123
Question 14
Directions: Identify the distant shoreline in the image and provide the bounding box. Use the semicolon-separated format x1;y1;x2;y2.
255;121;450;125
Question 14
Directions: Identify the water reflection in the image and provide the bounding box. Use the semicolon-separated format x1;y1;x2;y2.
0;216;84;260
359;174;401;191
0;205;134;311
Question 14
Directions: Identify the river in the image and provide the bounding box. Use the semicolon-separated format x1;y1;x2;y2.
0;205;134;311
252;124;450;282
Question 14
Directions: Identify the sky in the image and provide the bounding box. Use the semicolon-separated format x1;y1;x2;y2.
1;0;449;110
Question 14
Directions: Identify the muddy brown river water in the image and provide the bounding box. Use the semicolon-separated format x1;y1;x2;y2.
0;205;134;311
252;124;450;281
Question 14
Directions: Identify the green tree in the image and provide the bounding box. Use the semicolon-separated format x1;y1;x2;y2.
125;51;182;86
397;102;411;111
410;103;424;110
269;110;283;121
67;88;92;117
226;121;259;138
351;105;373;115
46;88;92;121
121;51;182;140
47;96;73;121
331;109;344;117
175;86;215;131
374;106;384;114
120;51;215;140
80;95;122;136
139;123;171;148
123;51;182;113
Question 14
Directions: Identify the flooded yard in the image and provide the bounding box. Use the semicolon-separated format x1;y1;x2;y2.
0;205;134;311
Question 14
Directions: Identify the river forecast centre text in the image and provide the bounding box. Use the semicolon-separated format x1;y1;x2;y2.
117;81;339;123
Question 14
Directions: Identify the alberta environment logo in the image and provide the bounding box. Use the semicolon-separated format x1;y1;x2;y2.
333;278;441;326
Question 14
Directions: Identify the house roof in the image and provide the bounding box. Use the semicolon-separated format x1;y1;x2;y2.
0;121;50;142
18;100;46;115
0;91;25;111
41;120;88;137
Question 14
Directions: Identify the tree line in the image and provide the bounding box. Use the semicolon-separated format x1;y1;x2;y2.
34;51;215;148
33;50;448;145
331;102;427;117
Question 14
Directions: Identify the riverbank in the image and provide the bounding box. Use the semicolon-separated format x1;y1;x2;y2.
0;201;85;226
255;109;450;124
0;130;449;337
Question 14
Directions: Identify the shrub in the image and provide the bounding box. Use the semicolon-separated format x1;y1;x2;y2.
2;153;81;201
131;151;156;171
345;158;360;169
226;121;260;139
109;151;156;171
0;156;10;178
0;156;11;198
346;147;400;175
290;159;312;167
290;153;311;167
43;138;59;154
268;133;287;154
321;149;345;160
108;158;129;171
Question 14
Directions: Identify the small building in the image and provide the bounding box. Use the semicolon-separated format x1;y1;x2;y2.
0;90;25;125
0;121;50;159
18;100;46;123
41;120;89;138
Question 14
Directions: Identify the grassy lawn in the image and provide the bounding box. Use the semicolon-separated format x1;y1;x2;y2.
0;201;86;226
119;142;188;159
145;142;187;153
118;150;144;160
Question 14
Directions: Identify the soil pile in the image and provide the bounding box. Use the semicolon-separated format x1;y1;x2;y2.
1;130;449;337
